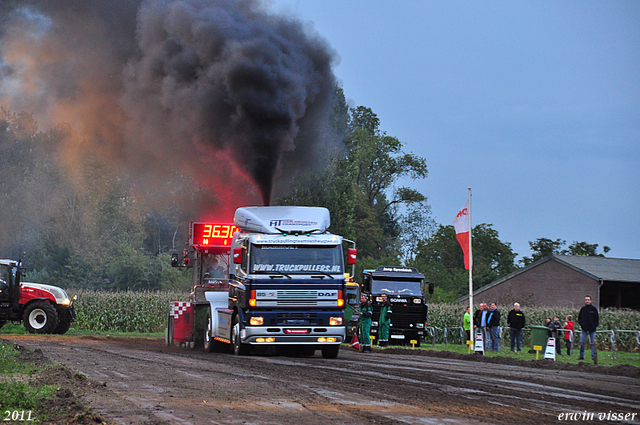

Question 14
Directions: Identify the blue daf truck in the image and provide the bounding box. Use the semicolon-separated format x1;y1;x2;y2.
167;206;356;359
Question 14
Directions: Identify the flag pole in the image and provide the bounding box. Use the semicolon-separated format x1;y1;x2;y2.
468;188;473;342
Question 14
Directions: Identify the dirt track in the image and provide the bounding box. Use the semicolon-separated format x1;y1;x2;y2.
3;335;640;425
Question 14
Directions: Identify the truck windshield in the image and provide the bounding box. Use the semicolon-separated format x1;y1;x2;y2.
371;280;422;296
250;245;343;275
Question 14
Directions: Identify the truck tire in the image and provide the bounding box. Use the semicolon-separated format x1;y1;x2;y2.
321;345;340;359
299;346;316;357
0;320;5;330
166;315;174;346
232;315;250;356
52;318;72;335
23;302;59;334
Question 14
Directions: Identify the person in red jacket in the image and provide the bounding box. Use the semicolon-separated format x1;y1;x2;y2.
564;315;575;355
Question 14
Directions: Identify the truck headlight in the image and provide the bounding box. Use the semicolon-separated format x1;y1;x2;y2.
416;323;424;329
329;317;343;326
250;316;264;326
372;321;378;327
413;299;421;304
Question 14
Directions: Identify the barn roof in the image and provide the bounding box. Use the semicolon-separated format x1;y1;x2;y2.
555;256;640;283
456;255;640;303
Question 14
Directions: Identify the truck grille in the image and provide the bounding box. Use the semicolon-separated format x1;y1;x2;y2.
256;289;338;307
373;305;426;329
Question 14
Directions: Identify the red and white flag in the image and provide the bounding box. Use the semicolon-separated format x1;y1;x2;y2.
349;334;360;351
453;199;470;270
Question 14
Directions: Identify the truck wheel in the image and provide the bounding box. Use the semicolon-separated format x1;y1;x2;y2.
204;308;227;353
23;302;59;334
52;319;72;335
298;346;316;357
204;308;214;352
232;315;250;356
0;320;5;330
165;315;174;346
321;345;340;359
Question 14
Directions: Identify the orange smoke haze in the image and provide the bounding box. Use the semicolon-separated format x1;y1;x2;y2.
0;0;337;214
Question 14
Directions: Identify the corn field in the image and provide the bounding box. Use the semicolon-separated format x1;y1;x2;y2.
70;290;189;333
68;292;640;350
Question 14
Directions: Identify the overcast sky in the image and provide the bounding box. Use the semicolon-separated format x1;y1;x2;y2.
271;0;640;261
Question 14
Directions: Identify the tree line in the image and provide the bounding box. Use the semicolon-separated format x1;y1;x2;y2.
0;92;609;299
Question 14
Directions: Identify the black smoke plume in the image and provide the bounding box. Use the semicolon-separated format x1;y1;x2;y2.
0;0;337;207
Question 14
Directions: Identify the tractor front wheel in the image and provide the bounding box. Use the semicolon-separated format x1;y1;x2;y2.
52;318;72;335
23;302;59;334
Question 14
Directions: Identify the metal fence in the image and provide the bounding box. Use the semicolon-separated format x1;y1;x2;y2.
424;326;640;358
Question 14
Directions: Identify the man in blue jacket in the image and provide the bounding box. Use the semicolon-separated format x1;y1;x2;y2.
578;295;599;361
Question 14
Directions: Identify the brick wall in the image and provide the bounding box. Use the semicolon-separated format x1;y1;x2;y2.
470;259;599;308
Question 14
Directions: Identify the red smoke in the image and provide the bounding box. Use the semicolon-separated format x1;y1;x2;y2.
0;0;337;211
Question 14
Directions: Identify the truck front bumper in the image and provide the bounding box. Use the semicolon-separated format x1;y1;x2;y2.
242;326;345;345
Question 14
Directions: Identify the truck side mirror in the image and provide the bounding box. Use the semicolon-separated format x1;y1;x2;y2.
347;248;357;265
233;247;243;264
428;282;434;295
171;253;179;267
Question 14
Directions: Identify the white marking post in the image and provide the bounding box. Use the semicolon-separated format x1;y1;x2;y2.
474;331;484;355
544;337;556;360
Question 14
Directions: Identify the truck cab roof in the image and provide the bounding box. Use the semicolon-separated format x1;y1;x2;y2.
364;266;425;280
234;206;331;234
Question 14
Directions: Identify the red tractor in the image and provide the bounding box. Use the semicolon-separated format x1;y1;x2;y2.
0;259;76;334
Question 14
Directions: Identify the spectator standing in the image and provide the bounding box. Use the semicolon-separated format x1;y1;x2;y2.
507;303;526;352
474;303;490;349
564;315;574;356
378;294;392;347
553;315;563;355
486;302;501;351
463;306;471;341
359;294;373;353
578;295;599;361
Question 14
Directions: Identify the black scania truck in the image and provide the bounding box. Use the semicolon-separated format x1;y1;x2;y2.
362;266;434;346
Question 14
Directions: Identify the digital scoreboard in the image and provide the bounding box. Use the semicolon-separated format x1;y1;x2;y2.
190;223;237;248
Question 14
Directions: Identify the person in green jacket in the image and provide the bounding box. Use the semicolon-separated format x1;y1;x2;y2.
378;293;392;347
463;306;471;342
359;294;373;353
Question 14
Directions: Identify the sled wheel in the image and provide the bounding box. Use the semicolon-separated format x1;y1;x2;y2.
166;314;174;346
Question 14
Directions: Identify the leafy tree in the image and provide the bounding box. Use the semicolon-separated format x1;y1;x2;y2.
410;225;467;301
521;238;566;265
0;105;192;290
345;107;428;210
566;241;610;257
398;199;437;264
521;238;610;265
340;106;429;259
277;97;432;264
411;224;517;301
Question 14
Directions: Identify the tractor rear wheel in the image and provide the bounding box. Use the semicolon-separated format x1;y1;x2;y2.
23;302;58;334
